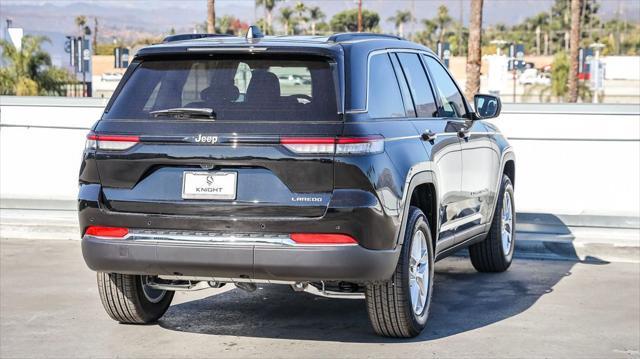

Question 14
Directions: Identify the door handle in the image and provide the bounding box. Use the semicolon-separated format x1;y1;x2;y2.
421;129;436;142
458;127;470;139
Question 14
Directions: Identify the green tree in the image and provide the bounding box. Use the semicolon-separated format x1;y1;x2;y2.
218;15;236;35
95;43;118;56
388;10;412;38
255;0;283;35
487;0;600;56
414;19;438;48
0;35;72;96
414;5;465;54
551;51;570;101
435;5;452;44
293;1;309;34
314;21;331;35
75;15;91;36
216;15;248;35
308;6;325;35
525;51;591;102
280;7;295;35
330;8;380;33
255;18;273;35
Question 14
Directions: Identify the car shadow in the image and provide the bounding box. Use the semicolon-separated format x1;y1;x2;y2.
158;213;610;343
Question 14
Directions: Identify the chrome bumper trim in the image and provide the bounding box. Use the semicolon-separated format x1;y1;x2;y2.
84;230;357;247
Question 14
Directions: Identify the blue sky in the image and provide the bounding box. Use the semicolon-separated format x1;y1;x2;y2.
2;0;638;36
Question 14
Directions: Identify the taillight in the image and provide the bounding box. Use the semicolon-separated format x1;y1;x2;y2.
84;226;129;238
86;133;139;151
280;136;384;155
336;137;385;155
289;233;357;245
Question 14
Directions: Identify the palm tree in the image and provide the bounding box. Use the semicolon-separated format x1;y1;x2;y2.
256;0;283;35
0;35;71;96
567;0;582;102
465;0;483;101
294;1;307;34
435;5;452;44
416;18;438;48
308;6;325;35
74;15;91;36
388;10;412;38
280;7;294;35
218;15;235;35
207;0;216;33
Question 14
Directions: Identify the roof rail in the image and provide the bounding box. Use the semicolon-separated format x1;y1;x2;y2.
162;33;233;43
327;33;403;43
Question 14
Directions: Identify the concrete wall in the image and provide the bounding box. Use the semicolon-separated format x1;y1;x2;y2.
487;104;640;217
1;96;639;217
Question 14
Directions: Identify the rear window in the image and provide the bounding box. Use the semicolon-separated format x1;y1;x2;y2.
105;56;339;122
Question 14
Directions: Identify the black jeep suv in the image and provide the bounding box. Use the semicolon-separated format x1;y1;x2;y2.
79;30;516;338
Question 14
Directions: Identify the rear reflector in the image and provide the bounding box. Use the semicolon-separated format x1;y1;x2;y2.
86;133;140;151
280;136;384;155
85;226;129;238
289;233;357;245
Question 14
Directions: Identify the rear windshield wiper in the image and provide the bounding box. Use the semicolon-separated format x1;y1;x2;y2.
149;107;216;119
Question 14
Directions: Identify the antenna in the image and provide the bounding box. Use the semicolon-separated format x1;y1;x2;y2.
246;25;264;40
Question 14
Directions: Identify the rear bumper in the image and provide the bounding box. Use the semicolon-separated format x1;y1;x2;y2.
79;184;400;250
81;234;400;282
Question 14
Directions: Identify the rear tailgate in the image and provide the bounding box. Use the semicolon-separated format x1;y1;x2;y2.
92;53;342;218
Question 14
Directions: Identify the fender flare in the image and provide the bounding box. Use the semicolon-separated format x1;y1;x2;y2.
394;170;439;248
487;147;516;223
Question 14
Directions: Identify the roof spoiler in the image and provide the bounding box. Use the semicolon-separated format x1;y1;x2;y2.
162;33;233;43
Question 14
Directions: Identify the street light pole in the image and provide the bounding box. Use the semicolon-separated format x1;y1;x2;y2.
590;42;605;104
357;0;363;32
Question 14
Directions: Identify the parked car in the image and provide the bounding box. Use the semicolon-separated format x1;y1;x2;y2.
79;29;516;338
278;74;311;86
100;72;124;82
518;68;551;86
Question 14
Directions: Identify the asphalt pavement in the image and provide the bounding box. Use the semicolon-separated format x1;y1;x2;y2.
1;238;638;358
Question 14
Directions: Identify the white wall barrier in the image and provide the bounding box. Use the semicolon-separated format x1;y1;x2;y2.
1;97;639;218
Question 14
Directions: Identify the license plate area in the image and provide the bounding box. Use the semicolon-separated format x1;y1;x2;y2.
182;171;237;200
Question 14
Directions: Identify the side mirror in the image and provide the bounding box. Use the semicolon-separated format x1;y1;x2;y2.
473;94;501;120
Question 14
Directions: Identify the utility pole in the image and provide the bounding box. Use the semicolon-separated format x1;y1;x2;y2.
357;0;363;32
535;26;541;55
458;0;463;56
81;36;86;97
411;0;416;37
590;43;605;103
93;17;98;55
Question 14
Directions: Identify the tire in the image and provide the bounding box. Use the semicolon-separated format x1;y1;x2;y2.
96;272;174;324
365;206;434;338
469;174;515;272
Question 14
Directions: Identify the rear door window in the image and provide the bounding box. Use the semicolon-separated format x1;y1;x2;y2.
389;53;417;117
105;56;339;122
396;53;438;118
